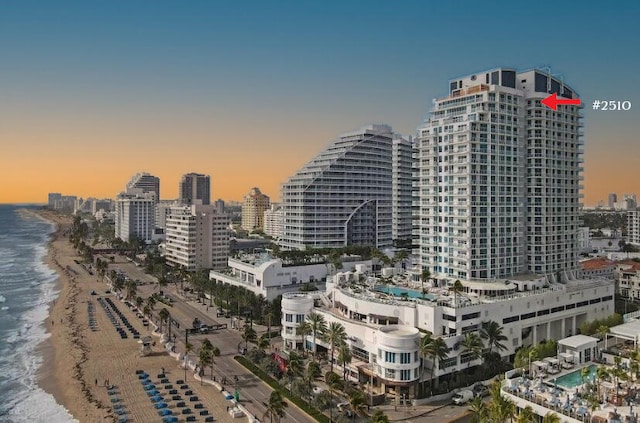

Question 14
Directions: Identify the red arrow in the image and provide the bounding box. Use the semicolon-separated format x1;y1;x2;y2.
541;92;581;110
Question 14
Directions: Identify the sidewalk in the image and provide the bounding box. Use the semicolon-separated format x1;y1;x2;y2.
377;401;451;421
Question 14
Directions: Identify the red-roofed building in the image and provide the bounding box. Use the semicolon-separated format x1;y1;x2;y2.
580;258;615;280
616;260;640;300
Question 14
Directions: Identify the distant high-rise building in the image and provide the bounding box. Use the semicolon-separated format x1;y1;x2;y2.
48;193;61;208
155;199;178;230
417;68;582;283
241;187;270;231
392;136;415;243
280;124;411;250
126;172;160;202
264;203;284;239
164;204;230;271
179;173;211;205
608;193;618;209
115;188;156;243
628;210;640;247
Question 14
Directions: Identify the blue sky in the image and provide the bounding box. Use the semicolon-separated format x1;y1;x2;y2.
1;1;638;203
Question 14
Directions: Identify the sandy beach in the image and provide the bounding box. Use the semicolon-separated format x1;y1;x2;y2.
34;210;240;423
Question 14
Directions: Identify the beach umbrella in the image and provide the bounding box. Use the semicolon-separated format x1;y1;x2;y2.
144;384;156;391
154;402;168;409
151;395;164;403
158;409;172;416
225;394;234;400
110;398;121;403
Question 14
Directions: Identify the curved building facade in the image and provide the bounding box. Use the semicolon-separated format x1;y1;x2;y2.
279;124;411;250
281;292;314;350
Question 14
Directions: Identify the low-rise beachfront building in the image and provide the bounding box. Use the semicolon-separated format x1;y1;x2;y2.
282;272;614;399
209;253;373;301
580;258;616;280
616;261;640;300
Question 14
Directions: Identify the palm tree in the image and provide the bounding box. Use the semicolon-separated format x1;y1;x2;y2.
516;405;536;423
125;280;137;301
323;322;347;373
338;343;353;381
263;391;288;423
296;321;311;355
146;295;156;311
480;320;508;354
135;296;144;310
347;390;367;421
469;396;488;423
198;343;213;386
287;351;304;381
418;333;432;394
597;325;610;349
306;312;327;361
461;332;484;370
243;324;257;350
158;308;170;334
326;371;342;423
421;268;431;297
257;333;270;354
487;380;515;423
541;412;561;423
426;337;451;395
371;409;390;423
184;342;194;381
450;279;464;307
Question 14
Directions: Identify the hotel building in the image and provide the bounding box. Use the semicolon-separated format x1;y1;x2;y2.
126;172;160;202
416;68;583;284
627;210;640;246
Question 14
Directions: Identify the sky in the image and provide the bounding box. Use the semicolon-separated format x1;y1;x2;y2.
1;1;639;205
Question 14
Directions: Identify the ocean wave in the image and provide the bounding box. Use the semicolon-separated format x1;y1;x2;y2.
4;387;78;423
1;306;8;311
0;295;5;303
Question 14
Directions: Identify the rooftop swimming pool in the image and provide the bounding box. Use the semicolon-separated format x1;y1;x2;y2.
376;286;437;301
554;364;597;389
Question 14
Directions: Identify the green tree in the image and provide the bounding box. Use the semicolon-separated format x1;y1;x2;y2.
158;307;170;334
307;361;322;381
516;405;536;423
480;320;508;354
263;391;288;423
425;337;450;395
420;268;431;297
338;343;353;381
461;332;484;370
469;396;488;423
371;409;390;423
323;322;347;373
541;412;561;423
306;312;327;361
326;371;342;423
296;321;312;356
450;279;464;307
347;390;367;421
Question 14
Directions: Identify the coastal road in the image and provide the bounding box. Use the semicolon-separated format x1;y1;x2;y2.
129;278;315;423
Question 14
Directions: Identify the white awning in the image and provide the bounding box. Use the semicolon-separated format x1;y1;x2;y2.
532;360;548;368
558;334;599;349
609;320;640;342
544;357;559;365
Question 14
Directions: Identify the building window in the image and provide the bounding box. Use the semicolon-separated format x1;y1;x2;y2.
385;351;396;363
400;353;411;364
401;369;412;381
285;314;293;322
296;314;305;323
385;368;396;379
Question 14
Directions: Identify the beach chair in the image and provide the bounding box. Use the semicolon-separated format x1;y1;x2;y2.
176;401;186;407
189;396;199;402
199;410;209;416
184;390;193;396
186;416;196;422
205;417;214;422
194;403;203;409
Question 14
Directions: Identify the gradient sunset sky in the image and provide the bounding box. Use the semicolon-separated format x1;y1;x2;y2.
1;1;638;205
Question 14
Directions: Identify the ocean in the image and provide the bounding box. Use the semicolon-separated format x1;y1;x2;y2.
0;205;77;422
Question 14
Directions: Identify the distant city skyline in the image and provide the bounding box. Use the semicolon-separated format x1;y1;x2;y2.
1;2;638;205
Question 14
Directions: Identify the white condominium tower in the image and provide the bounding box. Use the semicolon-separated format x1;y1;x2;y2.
126;172;160;202
164;203;230;271
280;124;411;250
115;188;156;243
417;68;582;284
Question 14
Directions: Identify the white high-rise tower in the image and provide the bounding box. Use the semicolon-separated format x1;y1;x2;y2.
417;68;582;284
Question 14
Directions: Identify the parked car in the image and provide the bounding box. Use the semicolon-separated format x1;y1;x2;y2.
199;325;211;334
452;390;474;405
472;384;489;398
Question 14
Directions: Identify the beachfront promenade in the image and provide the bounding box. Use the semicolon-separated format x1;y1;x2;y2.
113;259;317;423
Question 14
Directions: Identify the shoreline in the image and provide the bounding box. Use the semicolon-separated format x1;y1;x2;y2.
30;209;110;422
